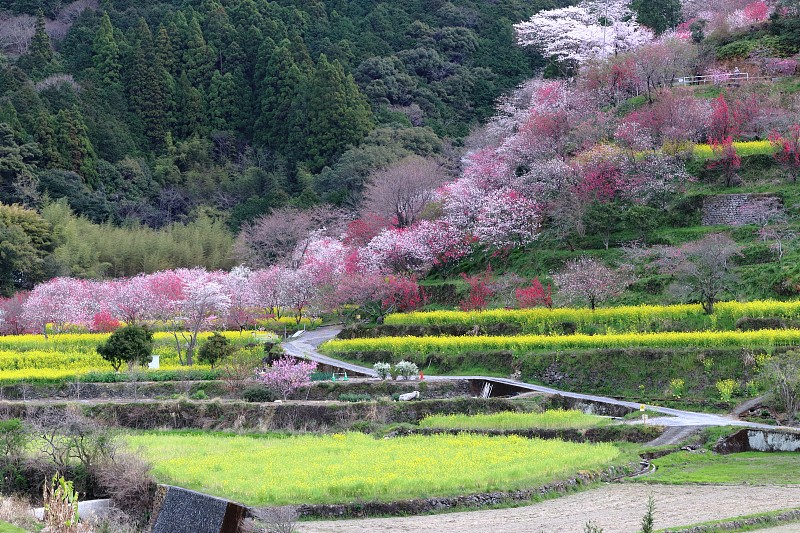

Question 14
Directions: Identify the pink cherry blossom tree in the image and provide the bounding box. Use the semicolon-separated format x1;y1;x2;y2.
22;278;98;334
552;256;635;310
256;356;318;400
515;0;653;67
249;266;291;319
177;269;231;365
223;265;257;332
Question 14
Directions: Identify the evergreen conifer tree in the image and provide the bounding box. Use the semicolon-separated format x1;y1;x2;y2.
128;19;169;150
184;16;215;88
32;110;60;168
55;107;98;185
28;9;54;73
93;12;121;87
303;54;373;171
256;40;304;152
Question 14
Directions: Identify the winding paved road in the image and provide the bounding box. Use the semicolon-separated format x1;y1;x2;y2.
284;326;785;430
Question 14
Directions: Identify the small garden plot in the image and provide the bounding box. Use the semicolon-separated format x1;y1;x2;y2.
642;451;800;485
126;432;621;505
419;410;611;431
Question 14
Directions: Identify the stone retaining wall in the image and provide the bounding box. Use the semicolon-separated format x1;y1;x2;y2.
701;194;782;226
714;428;800;453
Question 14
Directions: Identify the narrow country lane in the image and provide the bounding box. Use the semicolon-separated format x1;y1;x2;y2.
283;326;788;430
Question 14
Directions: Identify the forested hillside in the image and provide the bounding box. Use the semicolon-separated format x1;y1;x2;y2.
0;0;555;291
4;0;800;323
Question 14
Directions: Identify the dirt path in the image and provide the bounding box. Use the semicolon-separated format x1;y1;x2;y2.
299;484;800;533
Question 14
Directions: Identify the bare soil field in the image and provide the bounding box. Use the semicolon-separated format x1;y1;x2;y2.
299;484;800;533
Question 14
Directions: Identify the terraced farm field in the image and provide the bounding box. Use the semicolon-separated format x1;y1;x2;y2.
126;431;624;505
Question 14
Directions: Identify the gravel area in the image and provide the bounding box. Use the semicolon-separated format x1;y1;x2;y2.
299;484;800;533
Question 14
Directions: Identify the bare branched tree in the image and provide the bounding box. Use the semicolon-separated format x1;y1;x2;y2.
762;351;800;422
235;205;350;268
0;15;35;56
362;156;450;228
630;233;743;314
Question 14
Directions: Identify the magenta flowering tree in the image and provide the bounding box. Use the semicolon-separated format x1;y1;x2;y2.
334;273;423;320
256;356;318;400
770;124;800;183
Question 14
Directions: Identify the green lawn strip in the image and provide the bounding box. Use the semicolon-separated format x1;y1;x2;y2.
418;410;611;431
656;507;800;533
126;431;633;506
0;522;28;533
639;451;800;485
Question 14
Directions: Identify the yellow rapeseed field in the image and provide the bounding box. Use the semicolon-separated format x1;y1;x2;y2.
383;300;800;334
126;432;621;505
0;331;255;383
322;328;800;356
418;410;609;430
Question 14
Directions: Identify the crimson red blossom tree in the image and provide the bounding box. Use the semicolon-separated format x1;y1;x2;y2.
770;124;800;183
708;136;742;187
0;291;29;335
257;356;318;400
460;267;495;311
516;279;553;309
552;257;635;310
333;273;423;321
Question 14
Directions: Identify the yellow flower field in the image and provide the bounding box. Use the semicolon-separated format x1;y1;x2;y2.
322;328;800;357
0;331;257;383
693;140;776;161
419;410;610;431
126;432;621;505
383;300;800;334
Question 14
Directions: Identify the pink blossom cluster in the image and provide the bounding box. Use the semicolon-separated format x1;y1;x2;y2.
7;251;427;334
256;356;318;400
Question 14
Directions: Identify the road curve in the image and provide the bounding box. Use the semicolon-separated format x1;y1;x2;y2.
284;326;785;430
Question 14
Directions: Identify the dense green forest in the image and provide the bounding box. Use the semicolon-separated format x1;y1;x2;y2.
0;0;555;225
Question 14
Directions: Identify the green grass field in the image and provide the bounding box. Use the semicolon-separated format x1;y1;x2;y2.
418;410;610;431
643;451;800;485
127;431;622;505
0;522;27;533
